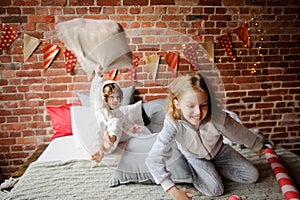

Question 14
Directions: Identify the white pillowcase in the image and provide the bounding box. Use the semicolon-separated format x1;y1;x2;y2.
119;100;144;126
70;106;99;155
121;85;136;106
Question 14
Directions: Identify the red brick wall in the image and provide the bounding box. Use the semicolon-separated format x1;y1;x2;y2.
0;0;299;180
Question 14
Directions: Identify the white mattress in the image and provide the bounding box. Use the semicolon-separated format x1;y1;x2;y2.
37;135;124;163
37;136;90;162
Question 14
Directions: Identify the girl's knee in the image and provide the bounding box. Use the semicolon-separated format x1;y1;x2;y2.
247;167;260;183
207;183;224;197
193;180;224;197
237;165;260;184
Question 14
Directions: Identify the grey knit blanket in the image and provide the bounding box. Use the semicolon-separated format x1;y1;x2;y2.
2;159;172;200
3;147;298;200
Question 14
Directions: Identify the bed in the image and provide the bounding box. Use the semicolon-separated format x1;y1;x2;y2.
1;93;299;200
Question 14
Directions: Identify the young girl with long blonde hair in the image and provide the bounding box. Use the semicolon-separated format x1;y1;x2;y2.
146;73;265;200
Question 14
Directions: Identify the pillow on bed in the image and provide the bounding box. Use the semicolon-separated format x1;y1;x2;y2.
108;133;193;187
46;102;81;140
77;85;135;107
142;98;166;133
71;106;100;154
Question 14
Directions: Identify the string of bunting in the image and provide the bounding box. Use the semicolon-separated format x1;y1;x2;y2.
1;23;77;73
217;18;259;63
0;22;213;79
217;22;250;62
1;17;259;77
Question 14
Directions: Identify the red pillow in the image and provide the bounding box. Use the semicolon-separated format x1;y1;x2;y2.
46;102;81;140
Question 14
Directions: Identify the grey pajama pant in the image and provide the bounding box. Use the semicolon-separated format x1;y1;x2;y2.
183;144;259;196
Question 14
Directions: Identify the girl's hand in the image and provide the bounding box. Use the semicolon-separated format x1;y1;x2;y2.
167;186;196;200
97;66;104;77
257;148;263;158
91;151;104;163
131;124;141;133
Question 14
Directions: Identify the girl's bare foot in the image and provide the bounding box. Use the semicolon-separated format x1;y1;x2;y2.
102;131;116;152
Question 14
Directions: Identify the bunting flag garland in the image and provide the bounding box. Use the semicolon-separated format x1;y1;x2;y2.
182;44;199;71
235;23;250;48
23;34;40;62
64;49;77;73
0;17;261;76
145;55;160;81
127;67;136;82
0;24;20;53
182;44;197;66
127;56;139;82
217;33;235;60
133;56;139;69
42;41;60;71
164;52;178;77
201;40;214;62
108;68;118;80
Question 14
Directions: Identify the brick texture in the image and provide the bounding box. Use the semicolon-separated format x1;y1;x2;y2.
0;0;299;181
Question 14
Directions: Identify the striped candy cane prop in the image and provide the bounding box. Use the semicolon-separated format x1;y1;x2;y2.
264;148;300;200
228;195;242;200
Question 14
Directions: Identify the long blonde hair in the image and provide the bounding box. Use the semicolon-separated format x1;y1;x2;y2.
166;73;210;120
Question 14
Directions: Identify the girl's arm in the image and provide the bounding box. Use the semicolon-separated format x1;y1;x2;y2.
213;111;265;152
145;116;179;192
90;75;113;126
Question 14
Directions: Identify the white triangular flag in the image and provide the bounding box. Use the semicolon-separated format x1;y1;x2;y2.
201;40;214;62
145;55;160;80
23;33;40;62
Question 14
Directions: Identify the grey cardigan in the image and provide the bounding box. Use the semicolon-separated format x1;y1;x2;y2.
145;113;265;191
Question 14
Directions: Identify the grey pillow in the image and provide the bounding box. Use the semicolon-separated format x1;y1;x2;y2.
77;85;135;107
108;133;193;187
142;98;166;133
121;85;136;105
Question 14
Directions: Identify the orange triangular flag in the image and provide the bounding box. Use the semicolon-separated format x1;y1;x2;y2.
235;23;250;48
108;68;118;80
145;55;160;80
23;34;40;62
42;41;60;71
164;52;178;77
